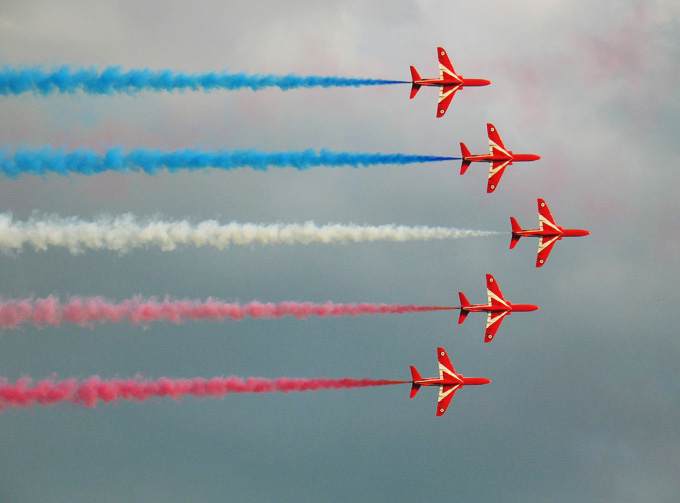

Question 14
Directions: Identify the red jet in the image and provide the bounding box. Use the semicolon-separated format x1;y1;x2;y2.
510;198;590;267
409;347;490;416
409;47;491;118
460;123;541;193
459;274;539;343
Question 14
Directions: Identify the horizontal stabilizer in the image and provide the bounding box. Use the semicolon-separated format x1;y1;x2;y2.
409;366;422;398
458;292;471;324
458;291;470;309
510;217;522;249
410;83;421;99
460;143;472;175
410;66;421;82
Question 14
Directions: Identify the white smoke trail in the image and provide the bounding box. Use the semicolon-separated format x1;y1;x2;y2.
0;214;501;254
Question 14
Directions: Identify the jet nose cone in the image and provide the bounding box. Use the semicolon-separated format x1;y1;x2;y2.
564;229;590;237
464;377;491;385
463;79;491;86
513;154;541;162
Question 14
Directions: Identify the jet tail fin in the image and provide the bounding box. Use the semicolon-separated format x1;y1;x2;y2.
458;292;470;324
409;366;422;398
459;292;470;309
460;142;472;175
510;217;522;249
409;67;421;99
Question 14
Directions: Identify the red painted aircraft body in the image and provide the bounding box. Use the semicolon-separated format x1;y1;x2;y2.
409;47;490;118
510;198;590;267
409;347;490;416
459;274;539;343
460;123;541;193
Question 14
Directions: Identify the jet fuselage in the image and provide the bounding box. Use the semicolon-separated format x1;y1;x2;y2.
462;152;541;164
462;302;540;314
513;226;590;239
413;375;491;387
412;78;491;88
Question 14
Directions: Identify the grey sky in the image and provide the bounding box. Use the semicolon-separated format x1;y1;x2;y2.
0;1;678;502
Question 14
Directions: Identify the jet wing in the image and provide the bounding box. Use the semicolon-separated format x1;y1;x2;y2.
437;47;462;83
436;85;458;118
485;310;509;343
436;384;461;416
486;274;509;307
437;347;463;383
537;199;559;232
487;123;509;156
536;235;560;267
487;160;510;193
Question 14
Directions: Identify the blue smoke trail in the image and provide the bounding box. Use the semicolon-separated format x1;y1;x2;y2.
0;66;409;95
0;147;459;178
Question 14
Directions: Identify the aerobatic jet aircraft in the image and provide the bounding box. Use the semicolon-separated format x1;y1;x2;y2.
409;347;490;416
460;123;541;193
510;198;590;267
458;274;539;343
409;47;491;118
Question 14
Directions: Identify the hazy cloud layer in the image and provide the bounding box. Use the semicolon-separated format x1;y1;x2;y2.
0;1;678;502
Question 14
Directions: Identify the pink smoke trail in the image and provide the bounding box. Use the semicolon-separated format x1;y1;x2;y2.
0;375;408;410
0;296;457;329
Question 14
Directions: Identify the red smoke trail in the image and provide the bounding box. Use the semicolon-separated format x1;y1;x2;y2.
0;296;457;329
0;376;408;410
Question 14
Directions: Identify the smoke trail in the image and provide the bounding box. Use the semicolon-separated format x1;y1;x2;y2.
0;147;458;178
0;297;456;329
0;66;409;96
0;375;407;410
0;214;501;254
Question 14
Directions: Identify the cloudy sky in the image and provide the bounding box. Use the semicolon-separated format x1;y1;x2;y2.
0;1;678;501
